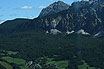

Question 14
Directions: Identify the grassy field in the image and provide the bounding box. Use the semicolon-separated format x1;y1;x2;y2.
78;60;96;69
2;57;26;65
46;59;68;69
6;51;18;55
46;58;96;69
46;60;96;69
0;61;13;69
1;56;30;69
0;50;18;56
20;66;29;69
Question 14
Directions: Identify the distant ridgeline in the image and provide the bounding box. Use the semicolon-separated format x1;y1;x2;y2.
0;0;104;36
89;0;104;2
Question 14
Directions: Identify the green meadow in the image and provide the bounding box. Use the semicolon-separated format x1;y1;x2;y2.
0;61;13;69
2;57;26;65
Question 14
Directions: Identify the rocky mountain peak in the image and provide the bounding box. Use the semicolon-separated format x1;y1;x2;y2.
35;0;104;35
89;0;104;3
38;1;70;18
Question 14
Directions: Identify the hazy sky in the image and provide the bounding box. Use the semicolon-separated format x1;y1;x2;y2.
0;0;81;23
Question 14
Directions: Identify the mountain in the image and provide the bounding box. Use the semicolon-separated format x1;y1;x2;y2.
0;1;104;69
31;0;104;35
39;1;70;18
89;0;104;3
0;18;30;34
0;0;104;36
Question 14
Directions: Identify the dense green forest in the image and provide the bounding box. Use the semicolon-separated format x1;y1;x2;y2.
0;30;104;69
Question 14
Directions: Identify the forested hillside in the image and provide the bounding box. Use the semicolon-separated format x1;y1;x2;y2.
0;30;104;69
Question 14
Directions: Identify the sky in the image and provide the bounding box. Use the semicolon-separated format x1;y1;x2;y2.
0;0;81;23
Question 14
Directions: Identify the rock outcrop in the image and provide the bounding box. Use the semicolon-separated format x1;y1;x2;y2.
39;1;70;18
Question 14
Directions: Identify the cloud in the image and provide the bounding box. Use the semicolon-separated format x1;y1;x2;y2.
14;6;33;10
21;6;33;9
29;16;34;18
50;0;54;1
39;6;46;9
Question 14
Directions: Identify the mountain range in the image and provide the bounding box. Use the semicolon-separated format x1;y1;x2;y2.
0;0;104;36
0;0;104;69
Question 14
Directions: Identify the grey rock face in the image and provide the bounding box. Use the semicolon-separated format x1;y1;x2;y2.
89;0;104;3
32;1;104;35
71;1;90;11
39;1;70;18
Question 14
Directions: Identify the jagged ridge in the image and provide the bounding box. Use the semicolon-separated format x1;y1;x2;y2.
39;1;70;18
